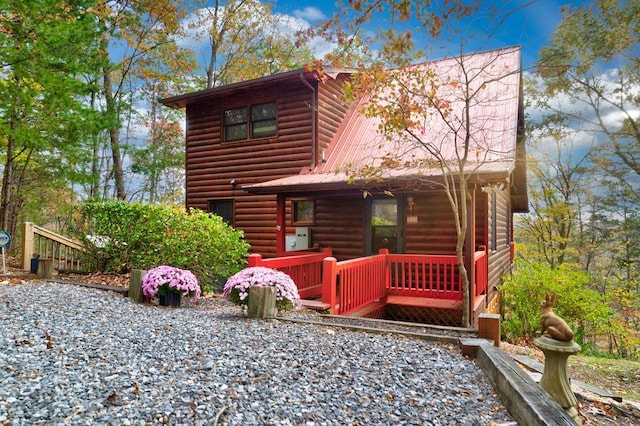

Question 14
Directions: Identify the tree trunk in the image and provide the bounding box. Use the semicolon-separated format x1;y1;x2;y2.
103;69;126;200
0;136;15;234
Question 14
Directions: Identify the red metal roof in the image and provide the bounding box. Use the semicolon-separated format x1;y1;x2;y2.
246;46;522;193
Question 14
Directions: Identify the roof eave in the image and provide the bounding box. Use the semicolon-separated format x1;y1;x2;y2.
159;67;356;109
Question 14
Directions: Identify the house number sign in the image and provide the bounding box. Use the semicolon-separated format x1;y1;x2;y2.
0;230;10;274
0;230;11;248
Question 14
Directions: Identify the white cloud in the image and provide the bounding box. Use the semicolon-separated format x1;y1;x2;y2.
175;6;335;66
293;7;326;22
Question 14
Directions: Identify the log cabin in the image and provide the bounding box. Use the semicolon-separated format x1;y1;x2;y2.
160;46;527;327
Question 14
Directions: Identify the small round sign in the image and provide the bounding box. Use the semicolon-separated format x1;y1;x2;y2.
0;230;11;248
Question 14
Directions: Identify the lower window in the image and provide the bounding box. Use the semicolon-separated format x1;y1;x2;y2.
209;199;234;226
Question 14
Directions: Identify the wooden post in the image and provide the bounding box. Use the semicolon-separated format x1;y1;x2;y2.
129;269;147;303
248;286;276;319
478;312;501;347
322;257;337;314
247;254;263;267
37;259;53;279
275;194;286;257
22;222;35;271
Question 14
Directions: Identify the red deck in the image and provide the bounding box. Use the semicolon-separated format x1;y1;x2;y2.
245;247;489;325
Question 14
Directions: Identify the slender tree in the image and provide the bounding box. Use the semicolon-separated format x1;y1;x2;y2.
188;0;315;88
536;0;640;197
91;0;194;200
0;0;105;238
517;133;593;269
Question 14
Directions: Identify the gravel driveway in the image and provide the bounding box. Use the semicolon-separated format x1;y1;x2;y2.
0;282;513;425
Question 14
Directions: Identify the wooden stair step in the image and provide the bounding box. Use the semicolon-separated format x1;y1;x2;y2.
385;295;463;310
300;299;331;311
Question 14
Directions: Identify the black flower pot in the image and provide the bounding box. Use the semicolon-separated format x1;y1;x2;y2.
159;291;181;307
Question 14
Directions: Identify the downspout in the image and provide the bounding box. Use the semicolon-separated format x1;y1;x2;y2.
299;72;317;169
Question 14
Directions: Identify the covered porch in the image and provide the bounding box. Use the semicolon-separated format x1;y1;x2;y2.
247;246;490;328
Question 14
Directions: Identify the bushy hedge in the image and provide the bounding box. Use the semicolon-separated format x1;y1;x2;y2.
500;260;615;349
72;201;250;292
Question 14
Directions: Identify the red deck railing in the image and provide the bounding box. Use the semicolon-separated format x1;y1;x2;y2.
386;254;461;300
334;253;388;314
246;247;489;317
247;247;332;299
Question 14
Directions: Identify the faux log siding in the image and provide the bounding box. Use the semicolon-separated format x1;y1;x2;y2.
183;77;354;257
306;197;366;260
281;195;366;260
405;190;488;255
184;80;316;256
317;76;351;154
405;192;460;254
488;188;512;294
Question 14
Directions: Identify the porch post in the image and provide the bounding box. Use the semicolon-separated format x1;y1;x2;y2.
322;257;337;314
275;194;286;256
247;254;263;267
465;187;476;323
22;222;35;271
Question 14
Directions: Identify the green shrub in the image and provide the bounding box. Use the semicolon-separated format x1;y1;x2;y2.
500;260;614;347
72;201;250;292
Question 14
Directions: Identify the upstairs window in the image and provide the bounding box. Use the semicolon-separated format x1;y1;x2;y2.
251;102;277;138
223;107;248;141
224;102;276;141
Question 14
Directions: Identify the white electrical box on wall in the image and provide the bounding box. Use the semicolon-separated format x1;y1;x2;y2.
285;227;310;251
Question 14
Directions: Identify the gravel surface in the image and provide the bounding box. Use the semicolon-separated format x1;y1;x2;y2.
0;282;513;425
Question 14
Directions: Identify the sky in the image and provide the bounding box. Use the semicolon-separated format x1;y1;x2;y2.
267;0;589;71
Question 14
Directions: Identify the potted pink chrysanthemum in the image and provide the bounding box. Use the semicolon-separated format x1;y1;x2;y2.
223;267;300;313
142;265;201;307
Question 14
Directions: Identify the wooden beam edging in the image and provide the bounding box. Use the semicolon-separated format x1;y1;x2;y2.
320;314;477;335
274;317;462;344
477;344;577;426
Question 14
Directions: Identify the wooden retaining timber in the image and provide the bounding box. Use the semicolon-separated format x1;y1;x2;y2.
477;344;577;425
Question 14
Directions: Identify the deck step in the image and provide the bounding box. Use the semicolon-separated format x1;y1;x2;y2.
385;295;463;310
300;299;331;311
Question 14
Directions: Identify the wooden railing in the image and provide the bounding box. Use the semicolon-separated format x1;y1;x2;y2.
21;222;85;272
321;249;489;316
387;254;461;300
331;253;388;315
248;247;489;317
247;248;332;299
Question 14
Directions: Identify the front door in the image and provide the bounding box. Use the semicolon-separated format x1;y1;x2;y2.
367;197;404;255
